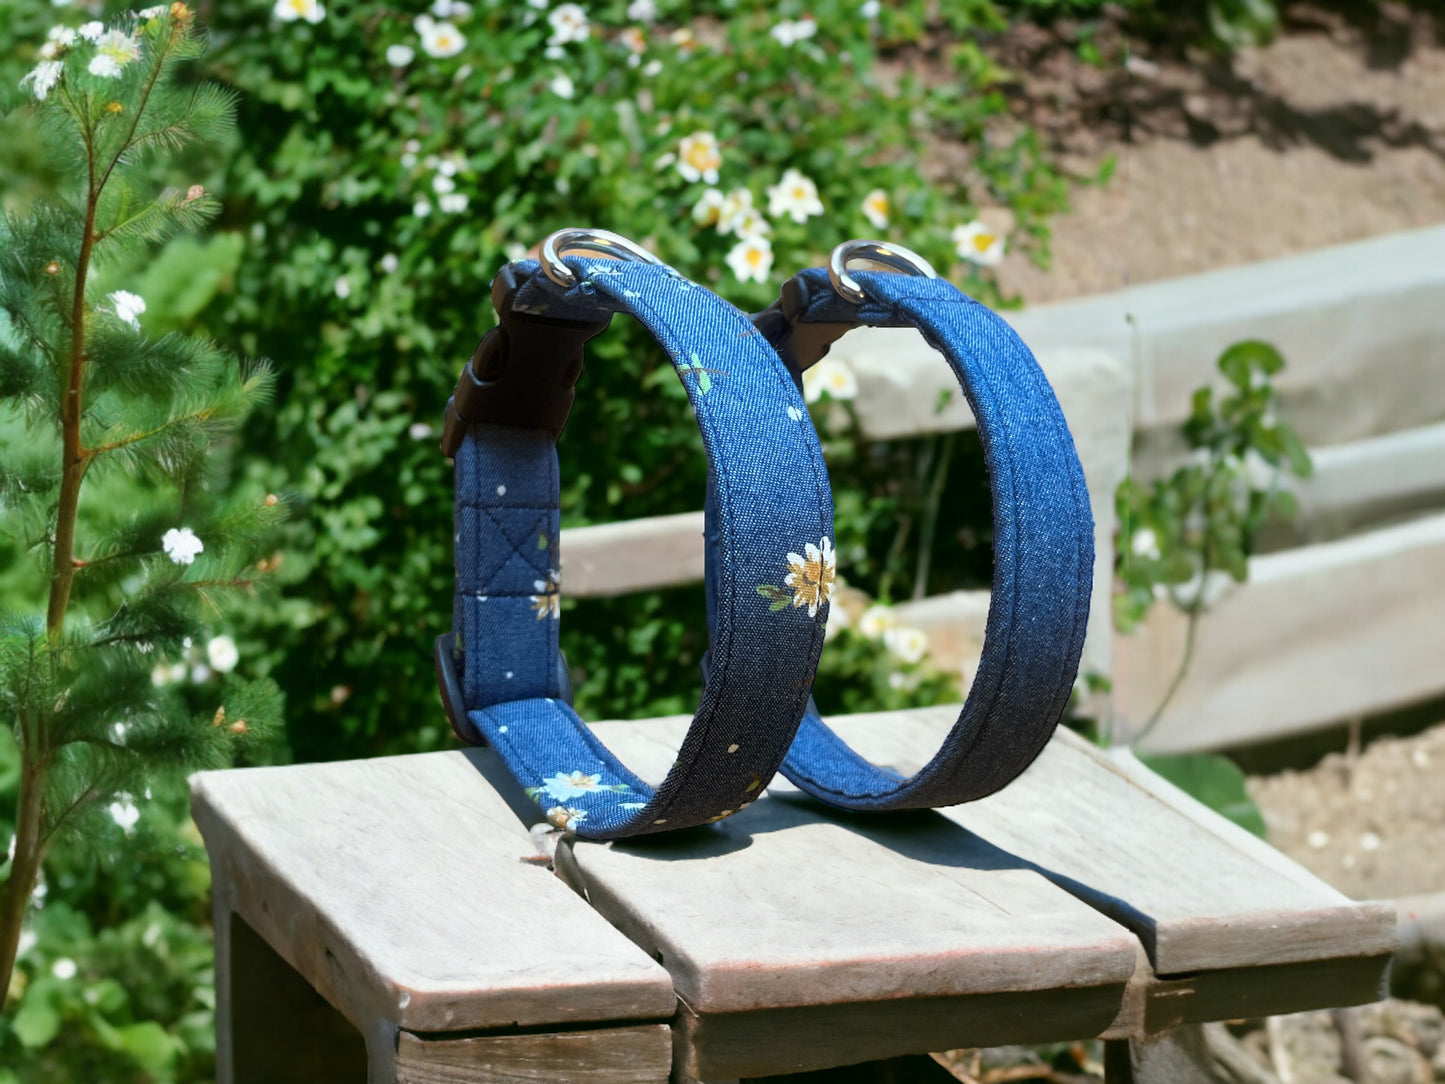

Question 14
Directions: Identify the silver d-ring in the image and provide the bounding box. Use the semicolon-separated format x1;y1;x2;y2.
540;228;663;288
827;239;938;304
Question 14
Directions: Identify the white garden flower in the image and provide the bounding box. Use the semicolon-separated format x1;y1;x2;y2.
626;0;657;21
691;188;724;227
414;199;432;217
766;168;824;224
824;600;851;641
860;0;881;17
108;795;140;834
77;21;104;42
802;356;858;403
857;604;896;640
770;18;818;47
430;0;470;15
417;16;466;57
504;242;528;262
1130;527;1161;561
273;0;325;23
106;289;146;330
725;235;772;284
432;173;456;194
206;635;240;673
20;60;64;101
161;526;204;565
386;43;415;66
549;72;575;98
716;187;754;235
676;131;721;184
138;5;169;17
546;3;588;46
952;219;1006;267
438;191;469;213
47;24;78;45
729;207;771;240
883;625;929;664
619;26;646;55
861;188;890;230
88;28;141;78
151;662;187;686
380;253;400;273
333;276;350;299
51;958;78;980
642;58;663;77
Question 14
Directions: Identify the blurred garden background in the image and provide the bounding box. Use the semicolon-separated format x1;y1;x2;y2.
2;0;1444;1079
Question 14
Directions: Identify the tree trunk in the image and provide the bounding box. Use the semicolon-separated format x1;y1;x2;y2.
0;754;46;1002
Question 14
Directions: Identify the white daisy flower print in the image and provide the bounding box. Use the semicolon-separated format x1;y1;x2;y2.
542;770;603;801
545;806;588;831
784;537;837;617
531;568;561;620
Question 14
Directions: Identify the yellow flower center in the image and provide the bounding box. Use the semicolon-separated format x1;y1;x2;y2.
746;248;763;268
972;232;997;253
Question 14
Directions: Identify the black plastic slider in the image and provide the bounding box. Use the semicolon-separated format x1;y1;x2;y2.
750;272;858;393
439;262;612;457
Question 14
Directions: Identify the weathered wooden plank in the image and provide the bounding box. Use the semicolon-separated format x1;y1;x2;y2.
1116;512;1445;753
393;1024;672;1084
561;512;705;598
1289;421;1445;539
565;716;1137;1020
812;709;1396;979
674;986;1125;1081
998;225;1445;445
192;750;676;1038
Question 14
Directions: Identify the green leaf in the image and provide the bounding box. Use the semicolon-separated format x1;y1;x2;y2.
115;1020;181;1075
1138;752;1266;837
1217;340;1285;389
11;992;61;1048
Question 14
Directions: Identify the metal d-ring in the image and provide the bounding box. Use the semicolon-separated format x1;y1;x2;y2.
827;239;939;304
539;228;663;288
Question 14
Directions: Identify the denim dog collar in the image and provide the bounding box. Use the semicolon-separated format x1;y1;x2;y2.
711;241;1094;810
438;231;835;838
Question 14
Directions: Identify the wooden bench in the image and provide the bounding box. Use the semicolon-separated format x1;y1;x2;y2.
192;708;1395;1082
189;270;1425;1078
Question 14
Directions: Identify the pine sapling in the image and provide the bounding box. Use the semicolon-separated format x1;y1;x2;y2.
0;5;283;997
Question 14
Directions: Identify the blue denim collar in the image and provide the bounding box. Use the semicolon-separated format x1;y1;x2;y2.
442;256;835;839
704;265;1095;810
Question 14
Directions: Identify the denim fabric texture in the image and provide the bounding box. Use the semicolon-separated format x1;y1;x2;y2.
451;257;835;839
708;267;1094;810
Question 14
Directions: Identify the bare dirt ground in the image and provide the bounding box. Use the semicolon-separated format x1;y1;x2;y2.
1250;722;1445;901
987;2;1445;305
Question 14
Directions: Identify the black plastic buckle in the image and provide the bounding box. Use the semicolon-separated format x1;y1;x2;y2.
439;263;612;458
435;632;576;746
750;273;858;392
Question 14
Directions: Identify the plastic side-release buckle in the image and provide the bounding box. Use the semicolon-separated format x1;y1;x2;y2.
439;264;612;457
750;273;857;392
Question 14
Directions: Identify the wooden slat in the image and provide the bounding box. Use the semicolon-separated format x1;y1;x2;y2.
191;750;676;1037
394;1025;671;1084
558;716;1136;1076
996;225;1445;446
561;511;704;598
1116;512;1445;752
1290;421;1445;538
814;708;1396;978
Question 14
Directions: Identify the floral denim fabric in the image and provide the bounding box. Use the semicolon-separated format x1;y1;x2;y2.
451;257;834;839
703;267;1094;810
